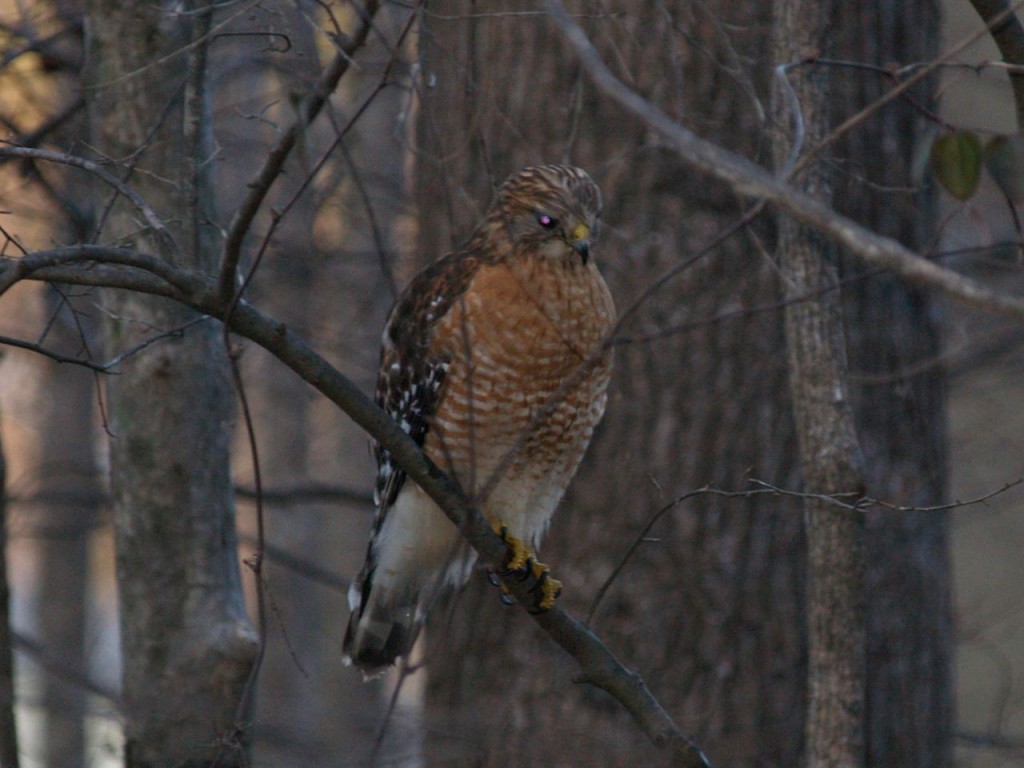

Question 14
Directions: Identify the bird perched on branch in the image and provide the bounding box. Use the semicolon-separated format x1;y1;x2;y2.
344;164;616;676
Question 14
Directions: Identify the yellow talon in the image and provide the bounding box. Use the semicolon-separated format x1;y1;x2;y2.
496;524;531;572
491;522;563;612
527;557;562;612
536;571;562;611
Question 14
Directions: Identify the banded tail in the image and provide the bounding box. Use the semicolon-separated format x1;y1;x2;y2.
343;568;421;677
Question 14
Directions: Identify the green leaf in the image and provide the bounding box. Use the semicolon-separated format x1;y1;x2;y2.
930;130;982;201
984;135;1024;202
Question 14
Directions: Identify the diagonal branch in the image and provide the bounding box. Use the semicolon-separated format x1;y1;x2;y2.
217;0;381;305
0;250;712;768
544;0;1024;322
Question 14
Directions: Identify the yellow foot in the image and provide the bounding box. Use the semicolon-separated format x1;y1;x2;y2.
495;524;532;572
490;523;563;613
529;559;562;612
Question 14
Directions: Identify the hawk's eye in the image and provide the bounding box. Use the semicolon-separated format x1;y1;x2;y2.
536;213;558;230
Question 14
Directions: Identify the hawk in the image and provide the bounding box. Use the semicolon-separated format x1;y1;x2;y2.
344;164;615;675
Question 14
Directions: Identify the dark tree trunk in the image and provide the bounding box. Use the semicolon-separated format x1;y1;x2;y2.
411;2;951;767
834;3;953;766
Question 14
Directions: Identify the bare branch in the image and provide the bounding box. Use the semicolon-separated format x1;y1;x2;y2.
957;729;1024;754
0;245;188;296
544;0;1024;323
0;334;108;371
211;284;713;768
0;97;85;152
586;488;708;625
0;145;178;256
234;482;372;508
745;477;1024;513
13;264;175;297
11;631;120;706
588;476;1022;629
217;0;382;304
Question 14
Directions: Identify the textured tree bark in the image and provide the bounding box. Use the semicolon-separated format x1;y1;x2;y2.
772;2;867;766
413;2;951;767
82;2;258;765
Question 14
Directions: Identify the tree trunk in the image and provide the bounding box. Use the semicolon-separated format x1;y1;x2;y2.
36;340;98;768
82;2;258;765
772;2;867;766
834;3;953;766
0;406;17;768
412;2;951;767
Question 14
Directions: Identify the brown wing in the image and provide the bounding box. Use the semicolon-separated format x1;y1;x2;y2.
369;249;481;524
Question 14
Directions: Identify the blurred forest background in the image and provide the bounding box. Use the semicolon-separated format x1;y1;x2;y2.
0;0;1021;767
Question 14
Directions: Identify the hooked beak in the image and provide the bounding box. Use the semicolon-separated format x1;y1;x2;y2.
570;222;591;264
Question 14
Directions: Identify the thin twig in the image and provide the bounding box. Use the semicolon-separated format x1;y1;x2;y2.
0;145;178;256
744;476;1024;512
588;476;1023;626
11;631;121;706
0;317;208;372
339;140;399;300
586;488;709;625
217;0;382;305
0;97;85;154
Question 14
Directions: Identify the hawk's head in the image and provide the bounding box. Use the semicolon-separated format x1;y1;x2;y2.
495;164;602;265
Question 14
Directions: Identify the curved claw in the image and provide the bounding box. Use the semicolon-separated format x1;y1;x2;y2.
527;565;562;614
486;569;520;606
